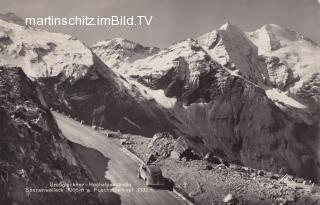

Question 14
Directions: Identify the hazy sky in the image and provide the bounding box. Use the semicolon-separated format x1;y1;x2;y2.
0;0;319;47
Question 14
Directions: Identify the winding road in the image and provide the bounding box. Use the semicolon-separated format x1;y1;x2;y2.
53;112;185;205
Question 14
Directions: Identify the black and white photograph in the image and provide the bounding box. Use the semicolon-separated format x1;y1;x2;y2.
0;0;319;204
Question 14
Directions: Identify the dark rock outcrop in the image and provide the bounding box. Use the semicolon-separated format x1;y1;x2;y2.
146;132;202;162
297;73;320;109
146;132;175;161
0;67;104;205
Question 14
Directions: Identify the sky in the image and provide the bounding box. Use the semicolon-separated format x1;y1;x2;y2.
0;0;319;48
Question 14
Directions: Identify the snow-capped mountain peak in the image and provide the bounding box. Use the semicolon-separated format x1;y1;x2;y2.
94;37;140;49
197;22;270;86
119;38;210;83
247;23;318;53
90;23;320;181
92;38;159;69
0;18;94;80
219;21;241;31
91;22;319;110
248;24;320;106
1;13;318;183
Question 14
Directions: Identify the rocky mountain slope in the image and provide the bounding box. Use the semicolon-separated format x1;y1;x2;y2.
0;14;318;183
247;24;320;109
0;18;176;136
0;66;103;205
123;132;320;205
197;22;270;87
92;23;320;182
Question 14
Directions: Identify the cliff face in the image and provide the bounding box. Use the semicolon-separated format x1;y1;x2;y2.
0;67;103;205
92;25;320;181
127;49;319;180
36;55;176;137
172;65;319;181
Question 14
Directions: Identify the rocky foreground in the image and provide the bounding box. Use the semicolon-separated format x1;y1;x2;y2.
0;67;104;205
119;132;320;205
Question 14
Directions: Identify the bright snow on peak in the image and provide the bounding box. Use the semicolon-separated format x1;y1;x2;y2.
92;38;159;69
0;18;94;80
118;38;209;78
94;38;139;48
248;23;320;100
197;22;270;86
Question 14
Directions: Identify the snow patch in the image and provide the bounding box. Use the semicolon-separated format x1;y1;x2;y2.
129;80;176;108
266;88;306;109
123;117;141;129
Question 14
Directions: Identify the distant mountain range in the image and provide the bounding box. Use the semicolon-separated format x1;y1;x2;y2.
0;13;319;183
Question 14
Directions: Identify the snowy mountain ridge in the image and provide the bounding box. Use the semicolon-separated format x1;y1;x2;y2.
94;22;320;110
0;19;94;81
92;37;159;69
247;24;320;107
197;22;270;87
0;15;319;181
0;16;178;137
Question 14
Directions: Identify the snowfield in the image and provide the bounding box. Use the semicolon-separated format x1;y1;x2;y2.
265;88;306;109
